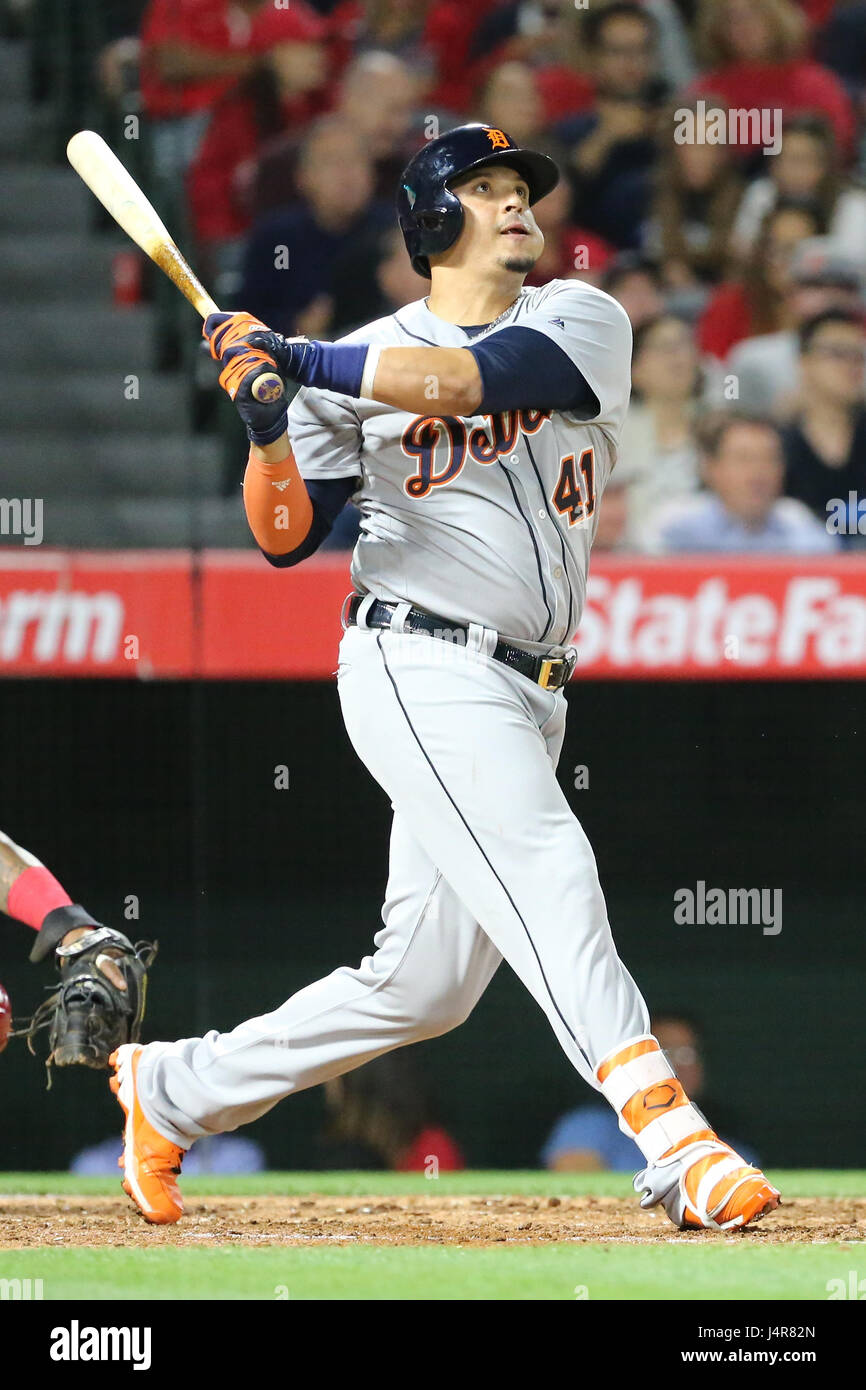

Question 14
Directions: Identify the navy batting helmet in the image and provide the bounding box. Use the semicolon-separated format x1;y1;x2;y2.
397;123;560;278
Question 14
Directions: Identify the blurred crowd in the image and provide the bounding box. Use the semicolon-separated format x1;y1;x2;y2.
83;1;866;551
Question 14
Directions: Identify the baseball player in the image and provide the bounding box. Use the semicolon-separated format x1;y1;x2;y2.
108;124;780;1231
0;829;156;1073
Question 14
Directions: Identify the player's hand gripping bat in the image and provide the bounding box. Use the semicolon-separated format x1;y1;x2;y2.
66;130;284;405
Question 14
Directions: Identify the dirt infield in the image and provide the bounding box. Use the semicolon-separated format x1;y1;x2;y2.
0;1193;862;1247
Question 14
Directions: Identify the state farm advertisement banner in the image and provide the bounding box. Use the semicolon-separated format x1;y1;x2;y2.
0;551;865;679
575;557;866;677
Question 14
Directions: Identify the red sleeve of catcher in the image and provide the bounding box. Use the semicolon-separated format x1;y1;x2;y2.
7;866;73;932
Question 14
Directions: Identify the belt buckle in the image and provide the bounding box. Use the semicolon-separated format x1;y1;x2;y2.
538;658;564;691
538;651;576;691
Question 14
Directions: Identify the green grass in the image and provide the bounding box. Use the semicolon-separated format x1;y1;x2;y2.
0;1243;861;1301
0;1168;862;1198
0;1172;862;1300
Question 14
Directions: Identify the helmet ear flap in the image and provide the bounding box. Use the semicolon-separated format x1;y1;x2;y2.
404;185;465;274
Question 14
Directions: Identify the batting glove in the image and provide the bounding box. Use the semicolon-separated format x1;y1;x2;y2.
204;310;288;361
204;311;300;447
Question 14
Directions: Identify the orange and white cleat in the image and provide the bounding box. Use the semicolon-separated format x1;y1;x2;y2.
634;1137;781;1231
596;1035;780;1232
109;1044;185;1225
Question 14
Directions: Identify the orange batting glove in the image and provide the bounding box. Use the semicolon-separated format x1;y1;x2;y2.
204;311;289;445
203;310;272;362
216;344;279;403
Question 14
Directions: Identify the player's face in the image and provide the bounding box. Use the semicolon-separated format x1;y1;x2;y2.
450;164;544;276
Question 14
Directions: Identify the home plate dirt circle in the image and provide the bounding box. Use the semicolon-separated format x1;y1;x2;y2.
0;1194;863;1246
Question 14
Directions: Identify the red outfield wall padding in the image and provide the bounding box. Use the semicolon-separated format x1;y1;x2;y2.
0;551;865;680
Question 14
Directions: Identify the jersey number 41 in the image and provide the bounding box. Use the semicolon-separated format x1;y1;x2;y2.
553;448;595;527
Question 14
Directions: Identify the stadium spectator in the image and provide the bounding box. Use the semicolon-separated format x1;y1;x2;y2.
781;309;866;534
331;50;420;176
329;0;435;63
139;0;263;180
641;411;839;553
591;475;631;552
187;3;331;269
329;225;429;337
469;0;583;68
692;0;855;160
541;1014;757;1172
424;0;506;115
459;0;693;105
250;51;420;223
327;0;483;114
555;3;663;248
239;118;390;337
601;251;666;328
477;60;548;150
731;115;866;265
725;237;866;416
816;2;866;106
96;0;148;103
646;97;745;292
619;314;702;542
525;178;616;288
698;197;825;359
317;1053;464;1172
467;0;595;126
797;0;841;30
641;0;697;90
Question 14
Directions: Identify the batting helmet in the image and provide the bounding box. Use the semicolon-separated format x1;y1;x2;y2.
397;124;560;278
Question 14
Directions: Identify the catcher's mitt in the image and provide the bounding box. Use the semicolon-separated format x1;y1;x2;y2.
14;907;157;1083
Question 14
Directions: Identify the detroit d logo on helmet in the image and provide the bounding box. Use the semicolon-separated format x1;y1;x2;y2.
485;128;512;151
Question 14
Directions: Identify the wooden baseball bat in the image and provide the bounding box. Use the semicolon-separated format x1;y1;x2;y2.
66;130;284;404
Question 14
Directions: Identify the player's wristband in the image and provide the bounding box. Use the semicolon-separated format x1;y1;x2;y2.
247;332;372;400
298;341;370;398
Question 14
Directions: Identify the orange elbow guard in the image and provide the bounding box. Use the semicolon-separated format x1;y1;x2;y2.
242;447;313;556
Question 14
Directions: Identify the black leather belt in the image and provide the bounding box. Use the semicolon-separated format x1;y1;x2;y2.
345;594;576;691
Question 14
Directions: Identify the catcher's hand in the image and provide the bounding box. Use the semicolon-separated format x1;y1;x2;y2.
16;918;157;1080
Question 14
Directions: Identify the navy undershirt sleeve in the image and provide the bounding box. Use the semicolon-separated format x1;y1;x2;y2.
260;476;359;569
467;325;600;418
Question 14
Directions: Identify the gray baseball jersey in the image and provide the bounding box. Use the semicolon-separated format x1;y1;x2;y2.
287;278;633;649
